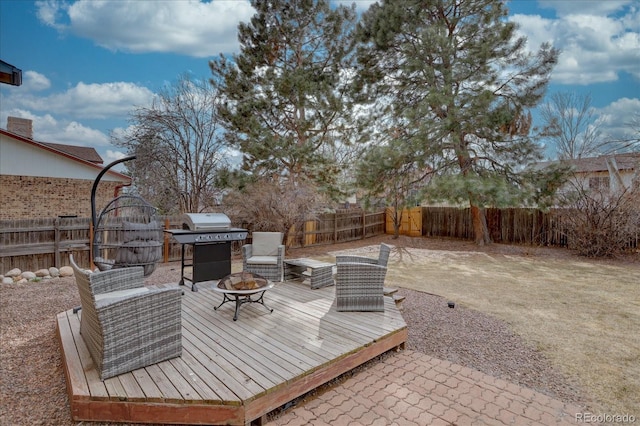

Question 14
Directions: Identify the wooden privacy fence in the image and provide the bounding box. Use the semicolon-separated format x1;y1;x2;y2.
420;207;569;246
0;210;386;272
385;206;636;248
384;206;570;246
3;207;634;272
289;210;386;247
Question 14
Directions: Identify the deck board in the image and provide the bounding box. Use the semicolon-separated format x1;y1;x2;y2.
182;310;291;386
143;363;184;402
57;279;407;425
65;312;111;399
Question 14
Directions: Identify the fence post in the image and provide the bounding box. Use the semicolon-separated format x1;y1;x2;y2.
362;211;366;239
334;213;338;243
164;218;170;263
54;217;61;268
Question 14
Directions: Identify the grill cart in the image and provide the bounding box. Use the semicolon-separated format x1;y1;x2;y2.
165;213;248;291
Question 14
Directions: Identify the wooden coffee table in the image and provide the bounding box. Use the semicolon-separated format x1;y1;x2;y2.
284;258;335;289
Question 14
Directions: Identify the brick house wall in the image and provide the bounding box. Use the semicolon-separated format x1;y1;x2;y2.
0;175;121;220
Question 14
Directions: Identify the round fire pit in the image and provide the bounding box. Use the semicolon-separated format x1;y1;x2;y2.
212;272;274;321
218;272;269;291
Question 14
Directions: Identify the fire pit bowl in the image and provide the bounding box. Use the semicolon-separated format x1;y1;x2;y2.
218;272;269;291
212;272;274;321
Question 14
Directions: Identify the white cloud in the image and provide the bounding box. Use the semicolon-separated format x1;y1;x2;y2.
0;71;52;96
104;149;128;164
511;3;640;85
59;120;112;146
36;0;255;57
0;108;111;147
35;0;69;30
50;82;156;118
23;71;51;91
597;97;640;142
4;80;155;119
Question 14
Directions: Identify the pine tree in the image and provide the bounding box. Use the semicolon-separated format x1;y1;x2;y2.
210;0;357;195
354;0;560;244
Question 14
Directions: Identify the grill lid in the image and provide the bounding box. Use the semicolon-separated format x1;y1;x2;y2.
182;213;231;231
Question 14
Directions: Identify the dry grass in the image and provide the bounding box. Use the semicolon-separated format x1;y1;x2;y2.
386;248;639;416
316;242;639;416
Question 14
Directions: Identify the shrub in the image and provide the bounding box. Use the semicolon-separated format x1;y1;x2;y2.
221;178;326;247
557;178;639;257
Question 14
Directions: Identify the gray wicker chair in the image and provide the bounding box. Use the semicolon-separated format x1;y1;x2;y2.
70;255;182;380
334;243;392;312
242;232;285;282
335;243;392;268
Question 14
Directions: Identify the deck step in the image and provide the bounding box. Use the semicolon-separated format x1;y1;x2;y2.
384;287;398;296
392;294;405;307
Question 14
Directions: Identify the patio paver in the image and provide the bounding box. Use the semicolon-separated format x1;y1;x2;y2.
268;350;584;425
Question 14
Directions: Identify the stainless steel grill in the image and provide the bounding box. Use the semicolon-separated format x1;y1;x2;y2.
183;213;230;230
167;213;248;243
165;213;248;291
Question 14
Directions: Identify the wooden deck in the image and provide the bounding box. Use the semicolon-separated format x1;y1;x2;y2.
57;280;407;425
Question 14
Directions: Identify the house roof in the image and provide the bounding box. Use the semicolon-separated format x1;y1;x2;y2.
40;141;104;164
0;127;130;181
537;153;640;173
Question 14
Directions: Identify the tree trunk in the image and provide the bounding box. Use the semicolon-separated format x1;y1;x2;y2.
392;209;400;239
470;204;491;245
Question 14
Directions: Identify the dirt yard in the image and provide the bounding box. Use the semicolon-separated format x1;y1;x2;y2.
1;234;637;424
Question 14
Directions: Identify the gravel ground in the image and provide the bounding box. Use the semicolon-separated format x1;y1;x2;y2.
0;235;598;425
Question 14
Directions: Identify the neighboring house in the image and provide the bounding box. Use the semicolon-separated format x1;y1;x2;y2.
538;153;640;196
0;117;131;220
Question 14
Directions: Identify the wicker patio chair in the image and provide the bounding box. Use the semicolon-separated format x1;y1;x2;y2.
334;243;392;312
335;243;392;268
70;255;182;380
242;232;285;282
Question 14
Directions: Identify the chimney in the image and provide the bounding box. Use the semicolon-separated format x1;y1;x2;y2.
7;116;33;139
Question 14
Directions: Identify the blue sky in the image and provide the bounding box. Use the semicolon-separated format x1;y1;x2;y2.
1;0;638;165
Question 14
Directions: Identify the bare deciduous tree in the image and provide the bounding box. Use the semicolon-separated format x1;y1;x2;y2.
540;92;606;160
112;75;229;214
607;111;640;153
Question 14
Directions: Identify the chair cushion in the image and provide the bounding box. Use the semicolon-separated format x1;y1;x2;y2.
122;221;162;242
246;255;278;265
95;287;149;302
251;232;282;256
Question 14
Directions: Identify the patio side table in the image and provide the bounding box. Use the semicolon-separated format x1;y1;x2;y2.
284;258;335;289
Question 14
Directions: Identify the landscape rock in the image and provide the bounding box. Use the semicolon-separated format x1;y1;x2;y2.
35;269;50;277
16;278;28;284
1;266;71;280
22;271;37;280
6;268;21;277
59;266;74;277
